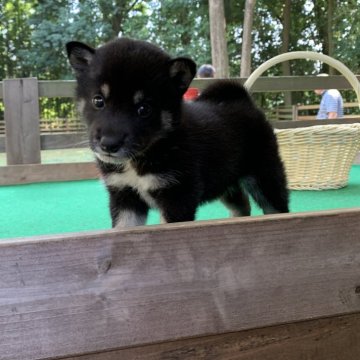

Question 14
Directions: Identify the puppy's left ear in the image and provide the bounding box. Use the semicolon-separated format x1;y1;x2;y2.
66;41;95;75
169;57;196;95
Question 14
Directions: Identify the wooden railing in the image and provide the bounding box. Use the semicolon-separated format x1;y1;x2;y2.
1;78;360;360
0;118;86;134
268;102;360;121
0;76;359;184
2;208;360;360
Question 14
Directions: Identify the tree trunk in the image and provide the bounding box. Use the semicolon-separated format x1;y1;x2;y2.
281;0;292;106
327;0;335;74
208;0;229;78
240;0;256;78
314;1;329;73
98;0;140;38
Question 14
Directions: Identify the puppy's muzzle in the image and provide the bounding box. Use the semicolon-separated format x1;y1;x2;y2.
99;136;124;154
99;135;124;154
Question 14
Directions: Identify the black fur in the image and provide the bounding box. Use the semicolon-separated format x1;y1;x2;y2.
66;38;289;227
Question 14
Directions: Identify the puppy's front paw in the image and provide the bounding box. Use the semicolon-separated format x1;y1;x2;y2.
113;211;147;228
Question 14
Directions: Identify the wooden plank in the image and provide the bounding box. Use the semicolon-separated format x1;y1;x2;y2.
297;115;317;121
40;132;88;150
1;209;360;360
62;312;360;359
39;118;86;133
3;78;41;165
295;102;360;121
0;151;358;184
297;115;360;120
40;125;86;133
3;76;360;100
0;133;87;152
31;76;360;97
0;134;5;152
298;102;359;111
272;117;360;129
0;162;98;184
192;75;360;92
38;80;77;98
292;105;298;120
254;75;360;92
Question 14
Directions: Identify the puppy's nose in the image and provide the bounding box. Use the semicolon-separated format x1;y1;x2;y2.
99;136;122;154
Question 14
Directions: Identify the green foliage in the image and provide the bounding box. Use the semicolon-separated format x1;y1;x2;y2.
333;1;360;72
1;0;359;117
2;0;359;79
40;98;76;119
120;0;211;66
0;0;36;78
22;0;106;79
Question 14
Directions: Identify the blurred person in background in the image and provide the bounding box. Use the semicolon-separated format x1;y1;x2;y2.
315;73;344;119
197;64;216;78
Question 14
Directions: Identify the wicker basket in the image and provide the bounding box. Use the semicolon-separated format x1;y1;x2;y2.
275;124;360;190
244;51;360;190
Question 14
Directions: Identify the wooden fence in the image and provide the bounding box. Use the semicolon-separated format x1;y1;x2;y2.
269;102;360;121
1;77;360;359
1;209;360;359
1;75;360;161
1;75;360;184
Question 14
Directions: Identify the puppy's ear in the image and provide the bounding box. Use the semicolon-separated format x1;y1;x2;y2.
66;41;95;74
169;57;196;95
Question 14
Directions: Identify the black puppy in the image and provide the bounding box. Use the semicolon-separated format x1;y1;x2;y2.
66;38;289;227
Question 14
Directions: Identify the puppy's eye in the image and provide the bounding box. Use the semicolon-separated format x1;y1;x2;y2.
137;104;152;118
92;95;105;109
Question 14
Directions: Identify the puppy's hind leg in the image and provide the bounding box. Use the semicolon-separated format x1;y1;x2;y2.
221;185;251;217
241;170;289;215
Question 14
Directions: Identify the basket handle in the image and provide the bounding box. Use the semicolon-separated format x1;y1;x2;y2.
244;51;360;108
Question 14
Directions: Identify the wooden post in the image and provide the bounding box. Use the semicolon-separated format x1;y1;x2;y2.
3;78;41;165
292;104;298;120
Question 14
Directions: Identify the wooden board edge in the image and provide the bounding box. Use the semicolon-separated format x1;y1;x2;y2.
61;312;360;360
0;162;98;185
1;206;360;246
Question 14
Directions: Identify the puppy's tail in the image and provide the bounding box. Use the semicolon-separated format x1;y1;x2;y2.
196;80;252;104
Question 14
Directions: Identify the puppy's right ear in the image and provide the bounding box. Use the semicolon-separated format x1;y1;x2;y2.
66;41;95;74
168;57;196;95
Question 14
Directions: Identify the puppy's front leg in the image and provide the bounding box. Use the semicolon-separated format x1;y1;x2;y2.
160;206;196;224
108;187;149;228
156;189;197;224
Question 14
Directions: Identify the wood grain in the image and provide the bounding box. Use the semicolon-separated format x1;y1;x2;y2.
40;132;88;150
1;209;360;359
63;313;360;359
272;117;360;129
0;132;87;152
192;75;360;92
3;78;41;165
0;162;98;185
38;80;77;98
2;75;358;99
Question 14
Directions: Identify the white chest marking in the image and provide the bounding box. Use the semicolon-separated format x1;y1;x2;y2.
104;164;178;207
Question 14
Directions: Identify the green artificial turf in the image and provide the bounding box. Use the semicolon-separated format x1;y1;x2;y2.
1;166;360;239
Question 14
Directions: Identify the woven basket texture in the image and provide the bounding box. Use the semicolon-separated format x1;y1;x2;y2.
275;124;360;190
